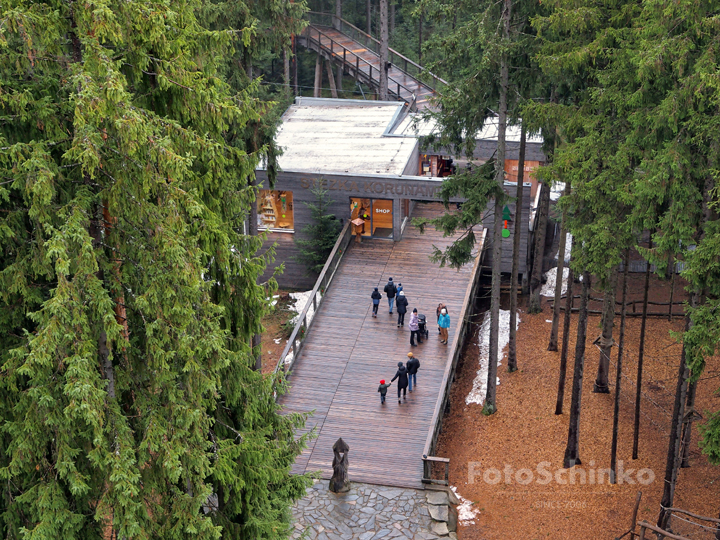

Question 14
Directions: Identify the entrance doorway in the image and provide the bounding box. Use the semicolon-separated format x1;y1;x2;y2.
350;198;393;239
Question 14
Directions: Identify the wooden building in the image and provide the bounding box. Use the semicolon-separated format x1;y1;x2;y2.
256;97;544;289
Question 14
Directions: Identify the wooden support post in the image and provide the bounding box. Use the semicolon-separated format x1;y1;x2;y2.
326;58;338;98
314;53;322;97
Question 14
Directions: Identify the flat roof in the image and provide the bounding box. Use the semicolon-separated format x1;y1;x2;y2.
272;97;418;176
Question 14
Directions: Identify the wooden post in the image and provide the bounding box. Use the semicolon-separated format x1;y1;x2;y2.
326;58;338;98
314;53;322;97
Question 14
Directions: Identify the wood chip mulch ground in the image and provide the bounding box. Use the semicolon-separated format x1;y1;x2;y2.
437;275;720;539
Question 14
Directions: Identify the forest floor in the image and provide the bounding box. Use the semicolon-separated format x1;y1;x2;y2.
260;290;296;374
437;272;720;539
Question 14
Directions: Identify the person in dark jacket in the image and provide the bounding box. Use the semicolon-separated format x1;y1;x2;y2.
396;291;408;327
391;361;409;404
384;277;397;314
406;352;420;392
371;287;382;317
378;379;391;404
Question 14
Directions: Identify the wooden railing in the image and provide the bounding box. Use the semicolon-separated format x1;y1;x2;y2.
306;11;448;91
300;24;416;107
274;221;353;375
422;229;487;485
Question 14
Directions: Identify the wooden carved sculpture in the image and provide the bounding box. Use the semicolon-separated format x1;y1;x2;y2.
329;437;350;493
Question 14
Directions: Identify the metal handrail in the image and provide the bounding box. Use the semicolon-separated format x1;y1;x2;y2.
274;220;353;375
421;228;487;484
306;11;448;91
301;25;416;105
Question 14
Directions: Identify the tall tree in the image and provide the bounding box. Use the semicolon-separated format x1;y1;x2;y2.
554;239;574;415
379;0;389;99
507;126;526;373
563;271;591;467
593;269;617;394
548;181;571;351
0;1;311;538
528;181;550;314
610;250;630;483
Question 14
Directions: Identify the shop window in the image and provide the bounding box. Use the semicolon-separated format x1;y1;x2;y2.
258;190;294;232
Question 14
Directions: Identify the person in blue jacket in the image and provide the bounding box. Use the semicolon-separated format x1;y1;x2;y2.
438;308;450;344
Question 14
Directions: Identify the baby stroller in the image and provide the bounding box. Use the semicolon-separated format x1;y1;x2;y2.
418;314;429;341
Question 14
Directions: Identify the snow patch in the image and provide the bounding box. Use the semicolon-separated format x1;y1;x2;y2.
289;290;322;327
451;486;479;525
556;233;572;263
539;267;569;297
550;182;566;201
466;310;520;405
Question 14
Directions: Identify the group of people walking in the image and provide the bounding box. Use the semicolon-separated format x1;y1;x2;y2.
377;352;421;405
372;276;452;406
371;277;451;345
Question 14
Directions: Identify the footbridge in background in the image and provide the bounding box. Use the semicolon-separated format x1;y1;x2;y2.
298;12;447;111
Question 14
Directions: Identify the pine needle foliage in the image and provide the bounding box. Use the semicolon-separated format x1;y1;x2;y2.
0;1;311;538
294;183;341;274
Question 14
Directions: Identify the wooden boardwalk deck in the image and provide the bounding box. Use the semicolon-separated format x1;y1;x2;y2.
300;25;436;110
279;203;481;489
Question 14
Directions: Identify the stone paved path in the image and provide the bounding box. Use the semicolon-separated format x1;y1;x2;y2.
291;481;448;540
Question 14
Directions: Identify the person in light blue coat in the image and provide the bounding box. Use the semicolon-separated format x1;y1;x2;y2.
438;308;450;344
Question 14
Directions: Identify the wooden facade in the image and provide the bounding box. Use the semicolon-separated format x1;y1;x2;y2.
256;170;466;289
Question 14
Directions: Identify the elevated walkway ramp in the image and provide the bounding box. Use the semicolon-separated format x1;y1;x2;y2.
298;14;446;111
279;202;482;489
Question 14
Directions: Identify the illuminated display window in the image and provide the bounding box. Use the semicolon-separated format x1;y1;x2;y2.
258;190;294;232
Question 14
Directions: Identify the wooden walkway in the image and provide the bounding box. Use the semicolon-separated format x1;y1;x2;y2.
279;203;481;489
300;24;436;110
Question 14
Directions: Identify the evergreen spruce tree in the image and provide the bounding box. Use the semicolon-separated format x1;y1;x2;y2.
294;184;342;274
0;1;311;538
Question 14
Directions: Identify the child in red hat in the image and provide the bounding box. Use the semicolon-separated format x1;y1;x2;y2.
377;379;392;404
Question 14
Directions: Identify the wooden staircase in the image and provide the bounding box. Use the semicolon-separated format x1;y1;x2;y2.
298;13;446;111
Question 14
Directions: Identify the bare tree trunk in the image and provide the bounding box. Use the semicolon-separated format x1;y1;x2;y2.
367;0;372;34
335;0;343;93
610;249;630;483
292;35;299;95
483;0;511;415
326;59;338;98
563;270;591;468
658;300;694;531
555;239;574;415
680;380;698;468
529;182;551;313
390;0;395;33
379;0;389;100
283;48;291;98
314;53;322;97
548;181;571;351
418;10;423;63
335;0;342;28
669;259;676;322
593;270;617;393
632;242;652;459
508;125;526;373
